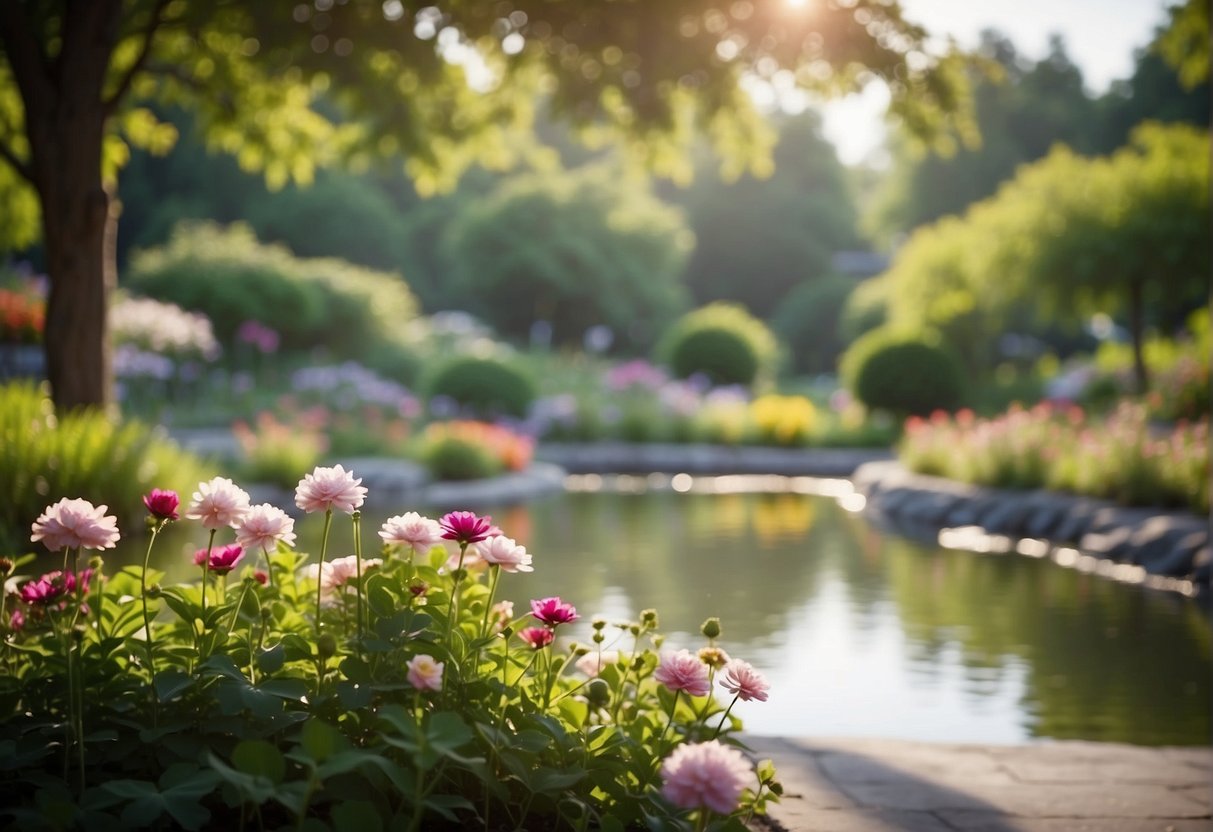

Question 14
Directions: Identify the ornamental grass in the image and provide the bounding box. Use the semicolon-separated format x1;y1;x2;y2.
0;468;780;831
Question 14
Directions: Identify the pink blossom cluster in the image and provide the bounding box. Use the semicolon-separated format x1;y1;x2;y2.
30;498;120;552
660;740;754;814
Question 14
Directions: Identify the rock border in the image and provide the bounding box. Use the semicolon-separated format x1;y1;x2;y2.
853;460;1210;592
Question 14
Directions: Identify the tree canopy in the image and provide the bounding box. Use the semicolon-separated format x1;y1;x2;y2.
0;0;975;410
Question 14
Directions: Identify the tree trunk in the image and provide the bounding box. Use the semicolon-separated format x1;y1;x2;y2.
39;172;116;413
8;0;125;413
1127;278;1149;395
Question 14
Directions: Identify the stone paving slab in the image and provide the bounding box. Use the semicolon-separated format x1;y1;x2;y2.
746;736;1211;832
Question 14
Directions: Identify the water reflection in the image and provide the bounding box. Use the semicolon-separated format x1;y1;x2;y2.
116;491;1210;745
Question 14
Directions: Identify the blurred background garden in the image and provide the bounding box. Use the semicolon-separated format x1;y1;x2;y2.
0;0;1208;745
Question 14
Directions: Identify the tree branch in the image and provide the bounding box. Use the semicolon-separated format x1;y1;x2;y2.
103;0;171;115
0;1;55;116
0;135;33;184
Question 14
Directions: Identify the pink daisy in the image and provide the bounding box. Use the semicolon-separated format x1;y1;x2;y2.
186;477;251;529
654;649;711;697
379;512;443;554
530;596;578;627
477;535;533;573
720;659;770;702
234;503;296;553
660;740;753;815
438;511;500;545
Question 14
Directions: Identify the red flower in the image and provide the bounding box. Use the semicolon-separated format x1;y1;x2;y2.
530;596;579;627
518;626;555;649
193;544;245;576
439;511;500;545
143;488;181;521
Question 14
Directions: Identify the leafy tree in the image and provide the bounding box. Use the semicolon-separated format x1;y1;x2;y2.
869;32;1099;240
0;0;972;411
441;165;692;349
676;111;859;318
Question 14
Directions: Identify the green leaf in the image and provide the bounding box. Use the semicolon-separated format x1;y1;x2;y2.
280;633;314;662
336;680;372;710
198;654;246;682
258;678;309;702
154;670;193;703
300;719;340;763
233;740;286;784
256;644;285;674
366;580;396;618
331;800;383;832
531;767;587;794
425;711;473;755
422;793;474;822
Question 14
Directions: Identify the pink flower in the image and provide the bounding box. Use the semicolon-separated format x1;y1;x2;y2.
253;570;269;586
720;659;770;702
294;465;367;514
304;555;382;603
186;477;251;529
379;512;443;554
660;740;753;815
142;489;180;521
531;596;578;627
518;626;555;649
234;504;296;553
438;510;500;545
30;498;120;552
488;600;514;633
193;544;245;576
654;649;711;697
8;608;23;632
476;535;533;573
575;650;620;677
406;654;444;691
19;569;92;607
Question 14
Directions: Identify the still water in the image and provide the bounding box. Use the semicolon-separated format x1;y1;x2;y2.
133;490;1211;746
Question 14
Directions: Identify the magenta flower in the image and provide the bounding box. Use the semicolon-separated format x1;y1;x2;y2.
518;626;555;649
478;535;533;573
438;511;500;545
193;543;245;576
234;504;296;553
660;740;753;815
19;569;92;607
294;465;367;514
186;477;251;529
530;596;578;627
31;498;120;552
142;489;180;522
720;659;770;702
654;649;711;697
406;654;444;691
379;512;443;554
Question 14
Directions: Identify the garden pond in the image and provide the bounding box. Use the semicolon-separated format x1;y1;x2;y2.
120;486;1210;747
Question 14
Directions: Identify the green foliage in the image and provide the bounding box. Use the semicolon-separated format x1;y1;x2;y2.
772;275;857;375
418;435;502;482
441;165;693;349
842;329;964;416
658;303;779;388
0;500;779;829
422;356;537;419
232;412;327;490
1156;0;1211;90
125;222;421;381
677;113;858;317
0;382;209;549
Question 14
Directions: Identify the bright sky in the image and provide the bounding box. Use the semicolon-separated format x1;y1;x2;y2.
821;0;1177;165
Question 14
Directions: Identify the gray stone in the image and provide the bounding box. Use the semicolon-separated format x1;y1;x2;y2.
977;498;1033;535
1023;505;1064;539
1146;532;1210;577
1130;517;1210;567
1080;527;1136;559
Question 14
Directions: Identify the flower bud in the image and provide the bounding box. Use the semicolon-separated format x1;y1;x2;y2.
700;617;721;641
573;645;589;657
640;608;659;629
88;555;104;571
592;631;605;644
147;584;162;598
586;678;610;709
591;616;607;630
317;633;338;659
0;557;13;577
628;624;640;637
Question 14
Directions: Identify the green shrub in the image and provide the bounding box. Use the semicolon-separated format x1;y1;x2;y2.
772;275;856;375
125;222;420;377
422;355;536;418
232;412;327;489
419;435;503;481
841;328;964;415
658;303;779;387
0;382;210;550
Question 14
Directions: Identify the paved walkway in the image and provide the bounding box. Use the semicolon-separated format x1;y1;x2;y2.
745;736;1211;832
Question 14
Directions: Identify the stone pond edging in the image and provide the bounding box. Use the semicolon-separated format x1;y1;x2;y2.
852;460;1211;591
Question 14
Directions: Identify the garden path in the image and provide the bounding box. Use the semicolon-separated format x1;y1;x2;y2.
746;735;1211;832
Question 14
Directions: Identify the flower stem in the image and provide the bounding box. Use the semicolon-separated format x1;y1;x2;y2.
314;509;333;634
352;511;364;644
480;565;500;641
446;542;468;637
712;693;740;740
201;528;216;625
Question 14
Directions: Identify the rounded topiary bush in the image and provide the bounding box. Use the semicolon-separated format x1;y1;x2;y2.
419;435;502;481
658;303;779;387
422;355;536;418
841;328;964;416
